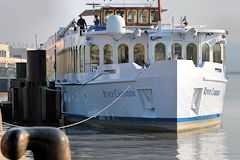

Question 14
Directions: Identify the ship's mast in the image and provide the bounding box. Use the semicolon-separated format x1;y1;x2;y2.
158;0;161;21
86;2;101;12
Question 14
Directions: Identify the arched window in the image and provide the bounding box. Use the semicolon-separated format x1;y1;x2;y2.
134;43;145;66
79;46;84;72
202;43;210;62
155;43;166;61
171;43;182;59
186;43;198;65
213;43;221;63
90;45;100;66
118;44;129;63
104;44;113;64
74;46;78;73
223;45;226;64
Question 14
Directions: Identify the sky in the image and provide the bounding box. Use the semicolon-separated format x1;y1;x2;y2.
0;0;239;45
0;0;239;71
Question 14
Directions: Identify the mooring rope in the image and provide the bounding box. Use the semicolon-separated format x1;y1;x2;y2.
2;85;131;130
2;68;144;130
58;85;131;129
2;122;22;128
40;72;103;92
40;86;63;92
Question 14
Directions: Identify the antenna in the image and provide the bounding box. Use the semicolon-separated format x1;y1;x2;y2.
86;2;101;11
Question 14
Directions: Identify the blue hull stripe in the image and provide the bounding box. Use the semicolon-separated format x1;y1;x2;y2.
177;114;221;122
63;113;222;123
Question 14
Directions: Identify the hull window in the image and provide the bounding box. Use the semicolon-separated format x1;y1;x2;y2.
118;44;129;63
202;43;210;62
134;43;145;67
187;43;198;65
104;44;113;64
213;43;222;63
155;43;166;61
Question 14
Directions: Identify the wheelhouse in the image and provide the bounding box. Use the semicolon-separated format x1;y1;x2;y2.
99;7;163;26
81;6;166;26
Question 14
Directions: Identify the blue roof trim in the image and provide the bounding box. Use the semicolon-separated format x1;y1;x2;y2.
88;25;106;31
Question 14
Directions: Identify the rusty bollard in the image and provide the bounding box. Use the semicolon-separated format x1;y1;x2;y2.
1;127;71;160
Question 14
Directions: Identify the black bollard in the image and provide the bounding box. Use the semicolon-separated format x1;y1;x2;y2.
1;127;71;160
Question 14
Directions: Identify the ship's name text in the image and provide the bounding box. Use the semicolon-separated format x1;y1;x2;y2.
203;87;220;96
102;89;136;98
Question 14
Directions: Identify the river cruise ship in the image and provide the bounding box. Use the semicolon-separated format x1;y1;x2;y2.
43;0;228;132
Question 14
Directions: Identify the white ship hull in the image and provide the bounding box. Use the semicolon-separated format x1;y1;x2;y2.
62;60;227;132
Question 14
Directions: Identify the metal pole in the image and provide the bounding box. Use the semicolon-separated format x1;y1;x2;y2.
158;0;161;21
54;33;57;81
35;34;38;50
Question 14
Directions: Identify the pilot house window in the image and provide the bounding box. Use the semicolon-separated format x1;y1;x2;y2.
104;10;114;23
139;10;149;23
127;10;137;23
155;43;166;61
118;44;129;63
104;44;113;64
213;43;222;63
134;43;145;66
202;43;210;62
150;10;159;23
116;10;126;19
186;43;198;65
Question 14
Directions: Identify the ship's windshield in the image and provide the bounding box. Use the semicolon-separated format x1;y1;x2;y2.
127;10;137;23
116;10;126;19
100;7;160;26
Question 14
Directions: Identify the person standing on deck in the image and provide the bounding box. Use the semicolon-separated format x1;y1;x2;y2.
93;15;100;25
77;15;87;36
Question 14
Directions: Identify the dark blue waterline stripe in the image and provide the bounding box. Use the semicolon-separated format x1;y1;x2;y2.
63;113;222;123
177;114;221;122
